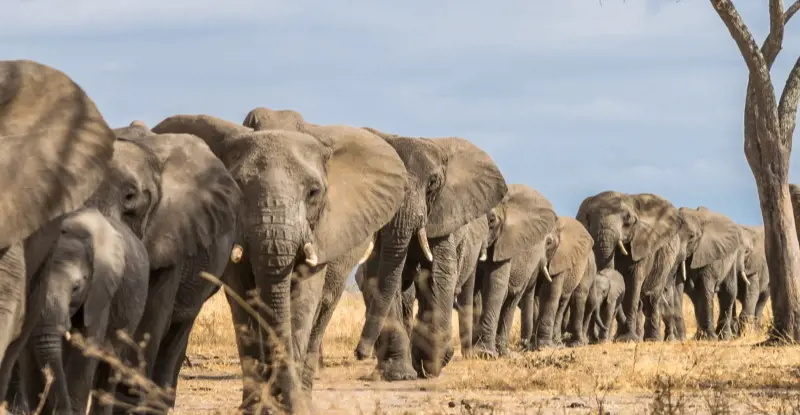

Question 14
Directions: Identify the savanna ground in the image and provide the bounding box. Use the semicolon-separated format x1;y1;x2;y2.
179;288;800;415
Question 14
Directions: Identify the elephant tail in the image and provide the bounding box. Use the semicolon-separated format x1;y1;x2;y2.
593;310;608;331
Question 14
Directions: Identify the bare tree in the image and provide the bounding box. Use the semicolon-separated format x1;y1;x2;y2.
710;0;800;343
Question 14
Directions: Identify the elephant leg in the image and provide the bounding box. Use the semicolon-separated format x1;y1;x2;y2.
495;292;521;357
473;260;512;358
471;280;483;346
736;277;759;336
533;273;565;350
689;275;717;340
754;291;770;330
641;294;663;342
401;283;416;337
518;288;536;349
0;244;27;383
552;295;571;345
455;272;476;358
151;317;198;407
566;274;593;348
715;274;737;340
411;235;457;378
373;292;415;381
290;268;326;376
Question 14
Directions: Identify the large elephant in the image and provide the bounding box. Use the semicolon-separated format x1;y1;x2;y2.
666;207;743;340
82;121;241;412
23;208;149;415
520;216;597;350
467;185;557;358
353;128;507;381
734;225;769;335
576;191;681;342
152;111;407;413
0;60;116;402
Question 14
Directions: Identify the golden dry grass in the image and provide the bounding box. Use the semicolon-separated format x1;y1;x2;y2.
181;290;800;414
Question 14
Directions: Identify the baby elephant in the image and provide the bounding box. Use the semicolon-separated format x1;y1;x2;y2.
585;269;625;344
25;208;149;415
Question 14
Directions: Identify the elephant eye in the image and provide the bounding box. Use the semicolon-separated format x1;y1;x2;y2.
307;186;322;202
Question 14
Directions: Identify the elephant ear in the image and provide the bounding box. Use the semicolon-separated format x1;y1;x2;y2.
427;137;508;238
493;184;557;262
0;60;116;249
629;193;681;262
549;216;594;276
131;133;242;269
113;120;151;140
62;208;126;329
243;107;306;131
690;210;741;269
151;114;251;163
312;126;408;264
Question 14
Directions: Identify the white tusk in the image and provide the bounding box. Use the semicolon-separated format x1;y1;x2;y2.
740;270;750;286
230;244;244;264
64;331;71;341
479;247;488;262
357;240;374;265
542;265;553;282
418;228;434;262
617;240;629;256
304;243;319;267
681;259;687;282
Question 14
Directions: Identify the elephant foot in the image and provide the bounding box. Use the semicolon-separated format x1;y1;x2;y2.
375;358;417;382
717;329;733;341
694;330;718;341
565;336;586;348
471;342;499;359
526;338;558;351
354;343;374;361
614;331;641;343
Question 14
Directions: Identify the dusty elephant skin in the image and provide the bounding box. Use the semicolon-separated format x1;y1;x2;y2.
463;184;557;357
0;60;117;404
734;225;769;335
353;127;507;382
576;191;681;343
153;108;407;414
450;215;489;358
21;208;149;415
79;121;242;413
585;268;625;343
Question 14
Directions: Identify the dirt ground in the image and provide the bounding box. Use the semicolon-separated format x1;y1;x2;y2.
173;292;800;415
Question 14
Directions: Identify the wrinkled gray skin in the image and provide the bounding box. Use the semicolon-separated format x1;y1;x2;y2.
666;207;743;341
451;216;489;358
82;122;241;413
20;208;149;415
518;216;597;350
734;225;769;336
0;60;116;408
153;109;407;413
467;186;558;357
576;191;681;342
585;269;625;343
354;128;507;381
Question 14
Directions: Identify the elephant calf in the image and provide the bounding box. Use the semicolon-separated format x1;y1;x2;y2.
585;269;625;343
23;208;150;415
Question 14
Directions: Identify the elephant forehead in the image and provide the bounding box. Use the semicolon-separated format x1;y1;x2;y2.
108;141;158;185
229;132;328;183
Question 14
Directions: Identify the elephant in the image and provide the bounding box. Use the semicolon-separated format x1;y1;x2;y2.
734;225;769;335
664;207;743;340
585;268;625;343
151;110;407;413
0;60;117;405
520;216;597;350
22;208;149;415
576;191;681;342
80;121;241;412
465;184;557;358
353;127;507;381
451;215;489;358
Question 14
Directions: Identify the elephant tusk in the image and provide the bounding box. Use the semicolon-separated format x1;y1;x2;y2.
681;259;687;282
64;331;71;341
617;240;629;256
357;240;375;265
542;264;553;282
740;270;750;286
418;228;434;262
479;248;488;262
230;244;244;264
304;243;319;267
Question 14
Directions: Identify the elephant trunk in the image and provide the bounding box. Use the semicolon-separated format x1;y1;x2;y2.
595;230;620;270
31;329;71;414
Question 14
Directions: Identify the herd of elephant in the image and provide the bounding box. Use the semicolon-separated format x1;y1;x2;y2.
0;58;789;415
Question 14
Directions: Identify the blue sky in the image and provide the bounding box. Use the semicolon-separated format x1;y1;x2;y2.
4;0;800;225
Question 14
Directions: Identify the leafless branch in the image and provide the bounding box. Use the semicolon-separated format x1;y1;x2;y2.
787;0;800;21
778;56;800;147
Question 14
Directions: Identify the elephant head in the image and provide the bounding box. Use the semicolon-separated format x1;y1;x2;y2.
350;125;507;368
88;121;241;271
151;109;408;405
739;225;766;281
577;191;681;269
31;208;130;414
678;207;742;273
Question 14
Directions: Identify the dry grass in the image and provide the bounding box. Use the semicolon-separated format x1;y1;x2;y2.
182;290;800;414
